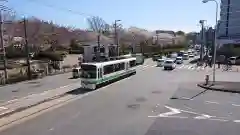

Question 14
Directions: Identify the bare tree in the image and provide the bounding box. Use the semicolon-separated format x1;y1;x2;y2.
87;16;110;61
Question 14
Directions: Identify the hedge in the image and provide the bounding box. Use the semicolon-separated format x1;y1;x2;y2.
35;52;64;61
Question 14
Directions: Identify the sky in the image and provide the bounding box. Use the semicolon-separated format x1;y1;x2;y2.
5;0;220;33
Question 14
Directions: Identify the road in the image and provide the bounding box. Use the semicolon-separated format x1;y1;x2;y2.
1;58;238;135
0;59;156;104
146;83;240;135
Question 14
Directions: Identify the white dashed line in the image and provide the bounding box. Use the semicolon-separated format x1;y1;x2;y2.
205;101;220;104
179;65;184;69
233;120;240;123
188;66;193;69
232;104;240;107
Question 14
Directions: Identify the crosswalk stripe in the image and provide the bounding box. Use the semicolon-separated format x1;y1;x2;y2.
188;65;193;69
176;65;211;71
179;65;184;69
197;66;201;70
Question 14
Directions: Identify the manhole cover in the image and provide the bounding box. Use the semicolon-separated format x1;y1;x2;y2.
12;89;19;92
136;97;147;102
152;90;162;94
27;81;40;84
127;104;140;109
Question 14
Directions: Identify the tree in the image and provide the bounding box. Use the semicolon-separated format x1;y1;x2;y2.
87;16;110;61
176;31;185;35
87;16;109;34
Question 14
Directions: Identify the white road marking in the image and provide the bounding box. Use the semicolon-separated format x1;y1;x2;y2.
178;65;184;69
142;65;149;69
209;118;229;122
138;65;156;71
191;66;196;70
232;104;240;107
195;114;213;119
49;128;54;131
183;105;195;110
188;65;193;69
205;101;220;104
148;106;235;123
233;120;240;123
148;106;181;118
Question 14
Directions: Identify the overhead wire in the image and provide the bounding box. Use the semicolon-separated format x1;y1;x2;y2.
25;0;94;17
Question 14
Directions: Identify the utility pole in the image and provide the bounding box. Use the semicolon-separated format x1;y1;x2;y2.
97;33;100;62
199;20;205;62
23;17;31;80
156;34;159;54
0;10;7;84
114;20;121;57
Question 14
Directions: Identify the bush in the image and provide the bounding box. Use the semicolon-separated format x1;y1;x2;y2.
69;49;83;54
35;51;63;61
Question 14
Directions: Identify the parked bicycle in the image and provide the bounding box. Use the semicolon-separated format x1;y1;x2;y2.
222;61;232;71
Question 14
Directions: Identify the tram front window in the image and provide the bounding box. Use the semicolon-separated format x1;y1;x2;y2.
80;65;97;79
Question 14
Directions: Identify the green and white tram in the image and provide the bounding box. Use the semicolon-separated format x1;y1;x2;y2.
81;58;137;89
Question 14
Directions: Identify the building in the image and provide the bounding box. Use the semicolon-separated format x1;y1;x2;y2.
82;42;118;62
218;0;240;45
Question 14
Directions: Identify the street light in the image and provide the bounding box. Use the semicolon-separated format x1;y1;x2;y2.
202;0;219;83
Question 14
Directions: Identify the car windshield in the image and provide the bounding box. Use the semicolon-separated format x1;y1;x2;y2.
157;59;164;62
165;61;173;64
80;64;96;79
176;58;182;60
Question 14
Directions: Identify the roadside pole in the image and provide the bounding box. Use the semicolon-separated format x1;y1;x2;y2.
23;17;31;80
0;10;7;84
199;20;205;62
97;33;100;62
114;20;121;57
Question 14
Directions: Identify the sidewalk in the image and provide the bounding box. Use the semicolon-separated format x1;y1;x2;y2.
0;72;80;104
198;81;240;93
0;81;81;118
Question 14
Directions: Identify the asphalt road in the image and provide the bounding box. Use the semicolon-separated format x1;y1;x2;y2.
0;59;159;104
146;83;240;135
2;57;236;135
0;58;216;135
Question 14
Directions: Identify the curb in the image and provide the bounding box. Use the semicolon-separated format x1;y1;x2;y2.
197;83;240;94
0;92;68;119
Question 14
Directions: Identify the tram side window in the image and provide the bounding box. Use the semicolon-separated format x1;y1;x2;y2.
129;60;136;67
115;63;125;71
104;64;114;75
120;63;125;70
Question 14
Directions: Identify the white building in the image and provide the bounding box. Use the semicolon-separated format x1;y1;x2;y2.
218;0;240;45
82;42;117;62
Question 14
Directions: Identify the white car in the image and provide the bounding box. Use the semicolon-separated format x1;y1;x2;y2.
189;53;194;58
156;59;165;67
229;57;237;64
164;59;176;70
175;57;183;64
183;54;189;60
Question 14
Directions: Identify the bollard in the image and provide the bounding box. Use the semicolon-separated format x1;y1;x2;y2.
205;75;209;85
